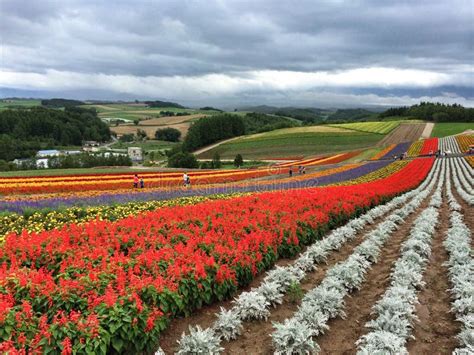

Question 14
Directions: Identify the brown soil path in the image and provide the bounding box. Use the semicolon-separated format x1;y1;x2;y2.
315;191;435;354
406;195;460;354
159;199;400;353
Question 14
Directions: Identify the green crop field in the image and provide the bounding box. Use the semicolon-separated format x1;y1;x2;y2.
0;99;42;110
110;139;178;151
82;103;221;121
329;121;402;134
197;126;382;159
430;122;474;137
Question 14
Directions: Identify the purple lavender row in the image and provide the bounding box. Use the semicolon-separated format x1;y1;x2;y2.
380;141;411;160
1;161;391;214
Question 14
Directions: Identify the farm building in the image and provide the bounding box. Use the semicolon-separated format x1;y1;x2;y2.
127;147;143;162
36;150;61;158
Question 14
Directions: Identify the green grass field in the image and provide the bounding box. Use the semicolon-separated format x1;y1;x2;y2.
82;103;221;121
430;122;474;137
0;99;42;110
198;126;382;159
329;121;401;134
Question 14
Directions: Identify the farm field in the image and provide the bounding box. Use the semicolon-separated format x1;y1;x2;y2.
0;135;473;354
329;121;401;134
197;126;382;159
431;122;474;137
111;122;192;139
82;103;219;121
109;139;178;151
0;99;41;109
376;122;427;146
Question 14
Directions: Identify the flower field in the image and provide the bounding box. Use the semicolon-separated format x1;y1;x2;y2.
0;151;362;197
456;134;474;153
2;133;473;354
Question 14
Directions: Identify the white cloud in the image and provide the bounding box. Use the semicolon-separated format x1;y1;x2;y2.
1;67;469;99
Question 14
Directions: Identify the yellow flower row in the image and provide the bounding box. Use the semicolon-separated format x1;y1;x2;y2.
407;140;424;157
456;134;474;153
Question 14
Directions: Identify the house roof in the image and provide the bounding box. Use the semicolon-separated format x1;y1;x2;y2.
38;150;60;153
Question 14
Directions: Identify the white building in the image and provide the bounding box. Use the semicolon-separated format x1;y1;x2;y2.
36;150;61;158
36;158;49;169
128;147;143;162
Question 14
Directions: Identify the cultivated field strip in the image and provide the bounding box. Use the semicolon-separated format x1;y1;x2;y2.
444;167;473;354
269;160;442;354
450;158;474;205
159;161;441;354
456;155;474;181
356;161;445;353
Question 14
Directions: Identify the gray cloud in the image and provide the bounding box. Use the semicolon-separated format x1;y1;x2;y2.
0;0;473;106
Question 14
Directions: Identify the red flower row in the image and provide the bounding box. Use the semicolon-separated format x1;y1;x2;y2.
420;137;438;155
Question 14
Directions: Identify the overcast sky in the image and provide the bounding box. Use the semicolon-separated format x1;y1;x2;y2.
1;0;473;108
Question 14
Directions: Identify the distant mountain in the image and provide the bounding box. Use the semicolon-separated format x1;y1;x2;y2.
239;105;331;123
328;108;378;121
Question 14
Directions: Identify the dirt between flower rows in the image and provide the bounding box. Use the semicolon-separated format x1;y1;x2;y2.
159;196;400;353
406;192;459;354
159;182;464;354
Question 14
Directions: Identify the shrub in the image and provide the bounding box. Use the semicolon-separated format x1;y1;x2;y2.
155;127;181;142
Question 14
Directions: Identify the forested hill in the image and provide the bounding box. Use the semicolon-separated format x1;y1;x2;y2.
380;102;474;122
0;107;110;161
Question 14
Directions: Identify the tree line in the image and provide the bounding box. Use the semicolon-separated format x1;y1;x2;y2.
380;102;473;122
0;107;111;161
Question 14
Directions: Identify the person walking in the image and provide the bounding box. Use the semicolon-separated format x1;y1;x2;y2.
133;174;139;188
289;166;293;177
183;172;189;187
139;177;145;188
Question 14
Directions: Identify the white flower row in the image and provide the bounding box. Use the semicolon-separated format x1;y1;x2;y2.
450;158;474;206
455;157;474;189
453;156;474;189
270;161;443;354
444;177;474;354
457;155;474;180
445;161;462;212
440;136;461;154
172;160;443;354
356;175;443;354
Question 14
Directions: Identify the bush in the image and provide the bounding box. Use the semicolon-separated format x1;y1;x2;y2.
155;127;182;142
234;154;243;168
212;152;222;169
119;134;134;142
168;151;199;168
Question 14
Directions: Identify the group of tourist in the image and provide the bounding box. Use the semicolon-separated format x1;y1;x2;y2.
288;165;306;177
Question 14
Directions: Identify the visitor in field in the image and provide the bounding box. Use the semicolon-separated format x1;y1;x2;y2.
133;174;139;188
183;172;190;187
289;167;293;177
298;165;302;174
302;166;306;174
139;178;145;188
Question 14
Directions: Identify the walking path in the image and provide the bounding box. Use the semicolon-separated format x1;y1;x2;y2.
421;122;435;138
